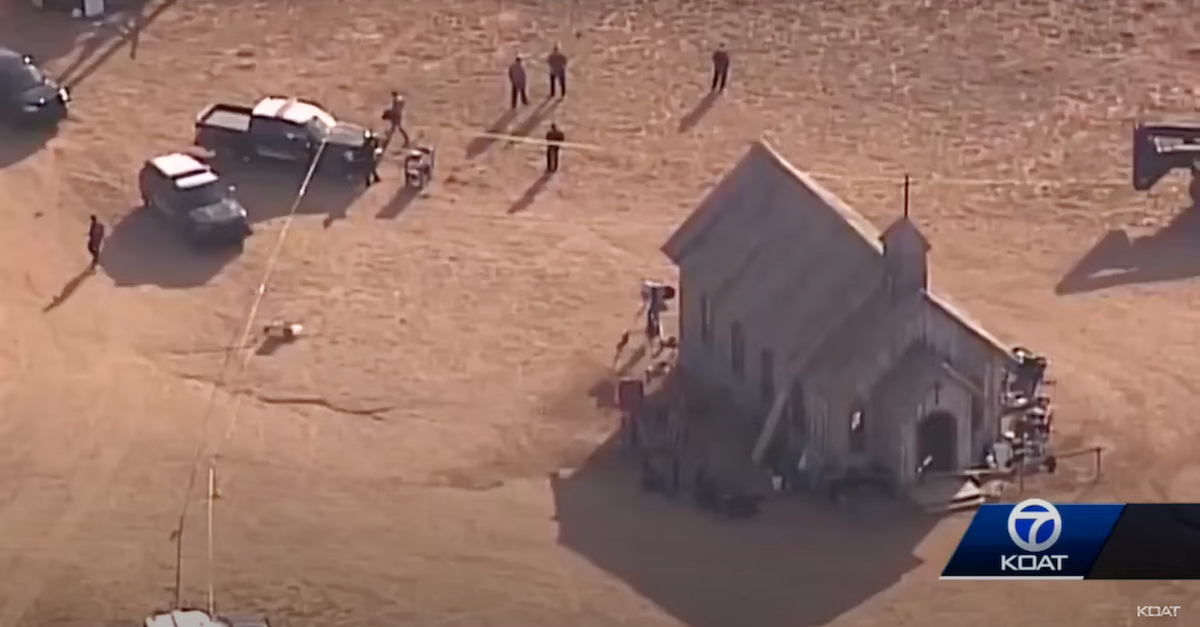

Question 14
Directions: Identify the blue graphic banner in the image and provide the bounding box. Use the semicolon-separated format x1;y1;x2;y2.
941;500;1124;580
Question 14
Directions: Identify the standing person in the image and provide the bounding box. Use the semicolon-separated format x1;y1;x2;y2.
87;215;105;268
639;279;672;351
547;44;568;98
363;135;382;187
508;56;529;108
545;122;565;173
711;44;730;92
382;91;410;148
645;305;662;352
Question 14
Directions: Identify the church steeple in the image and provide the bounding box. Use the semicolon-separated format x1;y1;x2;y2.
880;176;931;294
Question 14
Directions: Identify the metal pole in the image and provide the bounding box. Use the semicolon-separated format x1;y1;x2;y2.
206;465;216;617
173;522;183;608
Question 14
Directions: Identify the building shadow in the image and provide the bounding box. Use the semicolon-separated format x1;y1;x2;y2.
507;171;553;213
101;206;241;288
2;0;181;94
549;434;934;627
678;92;719;133
465;109;520;159
1055;206;1200;295
56;0;180;89
0;126;57;169
0;2;90;64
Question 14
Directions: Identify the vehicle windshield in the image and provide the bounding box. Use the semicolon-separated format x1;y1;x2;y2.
178;181;228;208
0;60;44;91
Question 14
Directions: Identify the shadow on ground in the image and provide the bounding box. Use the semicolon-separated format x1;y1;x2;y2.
43;264;98;312
1;0;180;90
0;3;90;64
376;184;422;219
509;99;560;141
508;171;553;213
465;109;520;159
102;206;241;288
678;92;719;133
223;165;366;228
1055;206;1200;295
0;126;57;169
550;435;933;627
61;0;180;89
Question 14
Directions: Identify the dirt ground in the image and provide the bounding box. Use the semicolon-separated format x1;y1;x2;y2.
2;0;1200;625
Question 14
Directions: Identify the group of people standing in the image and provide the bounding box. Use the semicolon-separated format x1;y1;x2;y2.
505;45;570;174
505;44;571;108
505;43;733;174
366;42;734;183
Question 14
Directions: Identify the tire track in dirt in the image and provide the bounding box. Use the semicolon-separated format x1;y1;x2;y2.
0;336;146;626
0;428;136;626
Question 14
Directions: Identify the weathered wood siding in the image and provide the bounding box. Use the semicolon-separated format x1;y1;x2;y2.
680;259;1012;484
806;391;833;464
678;266;775;420
678;265;781;417
805;303;925;469
677;267;729;389
871;400;905;481
800;297;1010;480
811;316;922;415
676;269;708;377
919;300;1011;456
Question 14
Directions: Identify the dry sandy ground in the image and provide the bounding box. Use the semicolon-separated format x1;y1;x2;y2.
2;0;1200;625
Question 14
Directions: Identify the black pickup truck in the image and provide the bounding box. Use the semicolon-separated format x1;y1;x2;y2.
193;96;381;180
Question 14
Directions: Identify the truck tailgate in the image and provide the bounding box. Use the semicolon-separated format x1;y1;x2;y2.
196;103;252;132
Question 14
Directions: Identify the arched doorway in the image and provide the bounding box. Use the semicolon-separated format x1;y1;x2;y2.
917;411;957;472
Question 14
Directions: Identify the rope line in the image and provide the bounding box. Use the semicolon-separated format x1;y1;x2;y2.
202;138;331;615
450;129;1142;188
170;138;330;615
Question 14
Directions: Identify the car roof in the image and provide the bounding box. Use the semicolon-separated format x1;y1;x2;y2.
175;171;220;189
0;48;25;70
145;611;226;627
147;153;221;189
251;97;336;127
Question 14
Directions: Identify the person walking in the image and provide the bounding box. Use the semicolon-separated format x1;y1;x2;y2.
382;91;410;147
547;44;568;98
87;215;105;268
545;122;565;173
508;56;529;108
711;44;730;92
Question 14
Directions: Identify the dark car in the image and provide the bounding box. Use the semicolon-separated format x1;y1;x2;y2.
0;47;69;127
193;96;381;182
138;152;252;246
